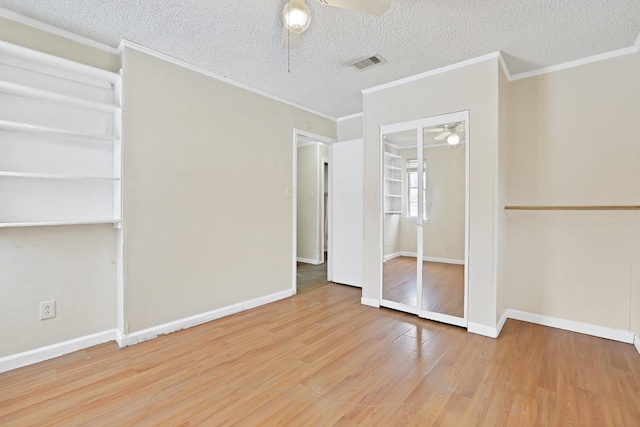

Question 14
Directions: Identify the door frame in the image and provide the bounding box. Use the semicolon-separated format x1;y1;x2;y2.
292;129;336;295
379;110;470;328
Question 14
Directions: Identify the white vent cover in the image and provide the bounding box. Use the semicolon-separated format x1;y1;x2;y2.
349;54;386;71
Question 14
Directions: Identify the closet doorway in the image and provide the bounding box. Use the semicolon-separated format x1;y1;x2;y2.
380;111;469;327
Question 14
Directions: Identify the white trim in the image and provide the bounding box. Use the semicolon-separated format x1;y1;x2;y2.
0;8;118;55
363;52;500;95
118;40;337;122
381;299;418;315
496;310;508;337
297;140;317;148
509;45;639;81
337;112;363;122
634;334;640;356
361;297;380;308
297;257;322;265
296;129;336;145
0;329;117;373
498;52;510;80
468;322;499;339
635;32;640;51
292;130;298;295
506;309;634;344
421;311;467;328
118;289;293;347
383;251;464;265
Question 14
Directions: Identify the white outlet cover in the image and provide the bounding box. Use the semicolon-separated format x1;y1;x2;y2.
40;300;56;320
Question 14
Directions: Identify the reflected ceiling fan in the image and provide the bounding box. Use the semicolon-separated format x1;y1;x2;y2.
282;0;390;49
424;122;465;146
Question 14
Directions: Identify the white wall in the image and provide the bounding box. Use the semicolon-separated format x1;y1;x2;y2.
0;18;119;358
121;46;335;333
364;58;500;330
506;51;640;332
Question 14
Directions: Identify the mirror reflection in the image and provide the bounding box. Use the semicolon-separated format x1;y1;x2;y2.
422;122;465;317
382;130;417;309
382;121;466;319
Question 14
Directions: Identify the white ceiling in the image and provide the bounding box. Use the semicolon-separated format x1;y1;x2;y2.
1;1;639;118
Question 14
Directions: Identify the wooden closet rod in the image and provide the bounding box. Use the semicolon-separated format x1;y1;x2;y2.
505;205;640;211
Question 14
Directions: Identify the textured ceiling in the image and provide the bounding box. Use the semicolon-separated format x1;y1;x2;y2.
1;1;639;118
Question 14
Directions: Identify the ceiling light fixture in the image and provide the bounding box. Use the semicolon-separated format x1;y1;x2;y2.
282;0;312;34
447;132;460;146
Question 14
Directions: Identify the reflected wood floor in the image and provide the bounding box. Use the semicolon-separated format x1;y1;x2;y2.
2;284;640;426
383;256;464;317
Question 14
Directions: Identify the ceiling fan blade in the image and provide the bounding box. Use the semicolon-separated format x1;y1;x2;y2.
318;0;390;16
282;28;301;49
424;127;447;133
434;131;451;141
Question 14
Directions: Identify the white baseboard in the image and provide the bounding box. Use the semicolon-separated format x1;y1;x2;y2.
117;289;293;347
468;322;499;338
361;297;380;308
0;329;117;374
634;334;640;356
384;252;463;265
297;257;322;265
506;309;634;344
496;309;509;337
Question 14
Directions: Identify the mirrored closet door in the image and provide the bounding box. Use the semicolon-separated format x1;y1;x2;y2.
381;112;469;327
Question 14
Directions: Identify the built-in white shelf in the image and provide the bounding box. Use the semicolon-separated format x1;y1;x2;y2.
0;40;120;84
0;219;121;228
0;120;117;144
384;151;402;214
0;171;120;181
0;81;120;113
0;41;122;227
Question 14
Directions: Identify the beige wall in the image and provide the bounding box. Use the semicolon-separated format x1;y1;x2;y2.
337;115;363;141
0;20;118;358
393;145;466;261
122;46;335;333
297;144;319;261
506;52;640;330
364;59;500;328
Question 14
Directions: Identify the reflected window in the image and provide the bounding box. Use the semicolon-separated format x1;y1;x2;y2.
406;159;427;220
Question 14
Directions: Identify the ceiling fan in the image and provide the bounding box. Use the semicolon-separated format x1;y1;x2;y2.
424;122;465;146
282;0;390;49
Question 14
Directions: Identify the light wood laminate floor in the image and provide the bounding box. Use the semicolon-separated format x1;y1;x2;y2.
1;284;639;425
383;256;464;317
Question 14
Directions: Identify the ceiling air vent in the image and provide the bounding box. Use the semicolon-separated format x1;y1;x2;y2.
350;54;386;71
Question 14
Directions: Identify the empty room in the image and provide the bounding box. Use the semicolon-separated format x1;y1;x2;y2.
1;1;640;425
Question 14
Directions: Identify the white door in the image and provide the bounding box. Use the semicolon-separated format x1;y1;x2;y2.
330;139;364;287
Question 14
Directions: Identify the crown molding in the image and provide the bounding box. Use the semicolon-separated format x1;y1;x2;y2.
0;7;118;55
337;112;363;122
508;44;639;81
362;51;501;95
117;40;337;122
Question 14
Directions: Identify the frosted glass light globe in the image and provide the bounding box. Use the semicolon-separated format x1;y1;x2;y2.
283;0;312;34
447;132;460;146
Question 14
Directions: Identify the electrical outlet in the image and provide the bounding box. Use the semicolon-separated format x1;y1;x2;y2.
40;300;56;320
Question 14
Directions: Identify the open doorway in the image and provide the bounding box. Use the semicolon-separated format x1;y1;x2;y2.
294;132;334;293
